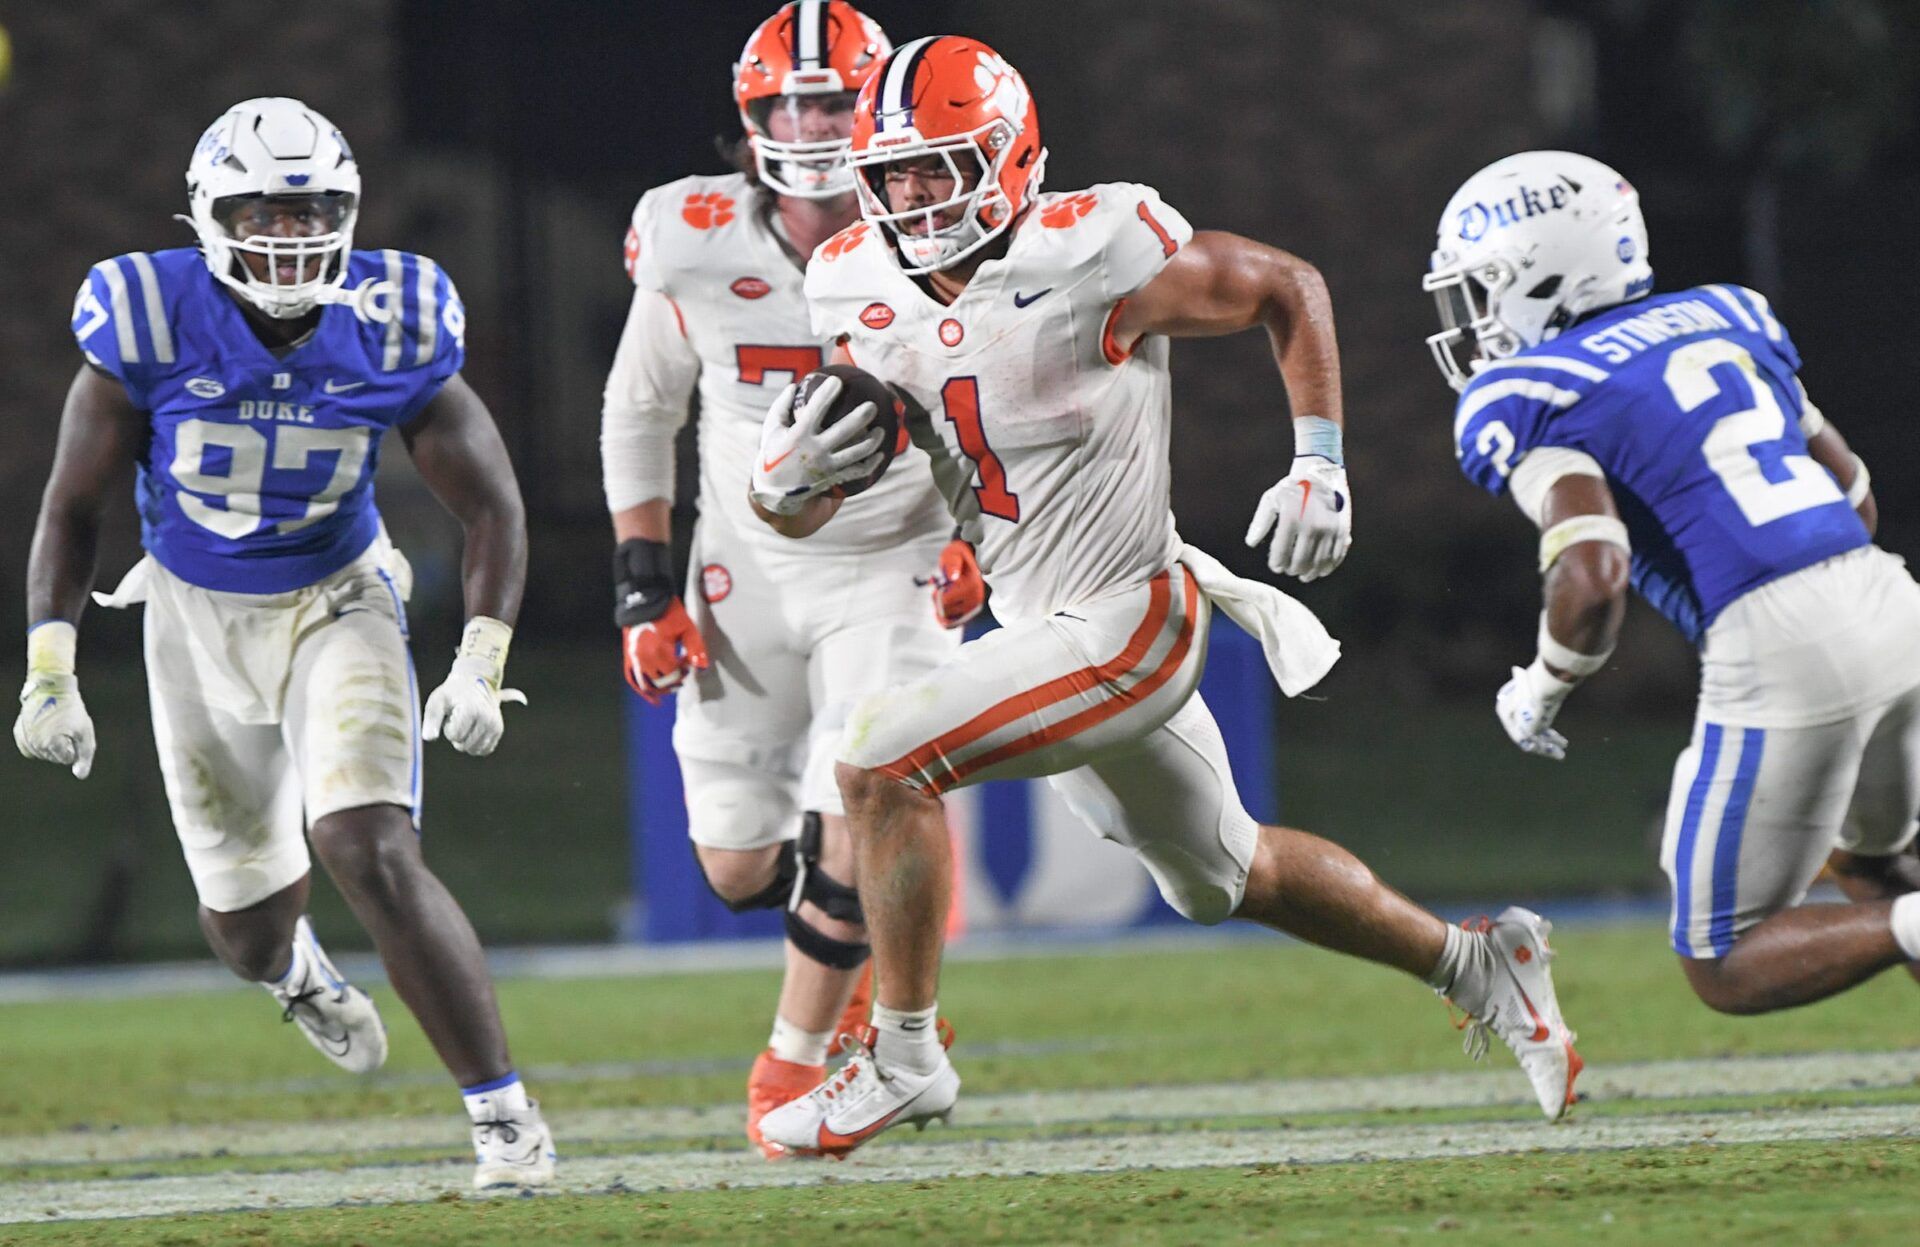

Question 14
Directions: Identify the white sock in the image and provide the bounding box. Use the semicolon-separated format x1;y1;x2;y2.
1424;922;1499;1012
768;1016;833;1067
462;1073;529;1121
1891;894;1920;961
871;1003;942;1075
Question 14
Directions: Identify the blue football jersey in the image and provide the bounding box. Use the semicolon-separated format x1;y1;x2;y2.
71;247;465;593
1453;285;1869;644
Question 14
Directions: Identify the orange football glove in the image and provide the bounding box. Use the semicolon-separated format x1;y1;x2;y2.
928;538;986;630
622;598;710;704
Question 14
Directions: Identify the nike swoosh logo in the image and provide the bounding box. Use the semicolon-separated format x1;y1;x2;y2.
814;1105;906;1153
324;379;367;394
1298;480;1313;516
1012;288;1051;308
761;448;794;472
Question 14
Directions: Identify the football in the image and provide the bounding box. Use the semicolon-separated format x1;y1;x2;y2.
794;363;904;497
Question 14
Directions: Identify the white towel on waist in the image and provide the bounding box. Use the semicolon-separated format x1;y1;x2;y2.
1178;542;1340;697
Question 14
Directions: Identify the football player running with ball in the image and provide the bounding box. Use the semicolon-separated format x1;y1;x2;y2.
16;98;554;1189
599;3;972;1156
1428;151;1920;1013
750;37;1584;1158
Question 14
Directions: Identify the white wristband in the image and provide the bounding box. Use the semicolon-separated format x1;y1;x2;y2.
1292;415;1343;466
456;616;515;688
1537;613;1611;679
1846;455;1871;508
26;620;78;679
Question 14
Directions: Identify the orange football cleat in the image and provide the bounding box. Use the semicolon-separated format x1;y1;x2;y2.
745;1049;826;1160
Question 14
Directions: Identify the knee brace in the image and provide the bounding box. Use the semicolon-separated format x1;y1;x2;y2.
783;812;871;970
695;839;799;913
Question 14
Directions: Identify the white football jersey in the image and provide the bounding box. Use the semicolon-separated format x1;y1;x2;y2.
805;183;1196;621
625;172;949;553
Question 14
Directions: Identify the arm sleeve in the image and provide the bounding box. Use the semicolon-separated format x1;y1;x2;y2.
1100;185;1195;301
601;286;698;511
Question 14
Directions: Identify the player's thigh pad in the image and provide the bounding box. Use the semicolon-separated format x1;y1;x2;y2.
146;624;309;912
673;524;815;772
680;754;802;851
841;566;1207;795
801;549;961;815
1047;692;1258;925
1661;715;1865;958
1839;681;1920;858
283;563;420;826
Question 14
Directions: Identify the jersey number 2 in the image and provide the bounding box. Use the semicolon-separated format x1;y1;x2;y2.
940;377;1020;522
1663;339;1842;526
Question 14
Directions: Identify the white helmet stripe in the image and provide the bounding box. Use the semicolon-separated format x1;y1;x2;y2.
794;0;825;66
878;36;936;131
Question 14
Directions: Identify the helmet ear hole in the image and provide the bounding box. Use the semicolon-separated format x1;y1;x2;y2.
1526;276;1563;299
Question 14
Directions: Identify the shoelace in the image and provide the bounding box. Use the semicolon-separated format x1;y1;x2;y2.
473;1115;521;1146
279;985;325;1025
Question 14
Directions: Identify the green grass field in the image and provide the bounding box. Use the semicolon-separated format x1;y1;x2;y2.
5;921;1919;1244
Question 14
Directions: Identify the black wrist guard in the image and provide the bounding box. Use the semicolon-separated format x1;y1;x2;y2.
613;538;675;628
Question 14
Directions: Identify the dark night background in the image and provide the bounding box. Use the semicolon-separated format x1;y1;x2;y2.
1;0;1915;961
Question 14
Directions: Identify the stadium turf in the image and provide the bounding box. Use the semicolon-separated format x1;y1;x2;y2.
4;923;1919;1242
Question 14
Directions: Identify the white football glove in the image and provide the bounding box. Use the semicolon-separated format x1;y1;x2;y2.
1495;657;1577;761
1244;456;1353;581
749;377;884;516
14;622;95;779
422;616;526;757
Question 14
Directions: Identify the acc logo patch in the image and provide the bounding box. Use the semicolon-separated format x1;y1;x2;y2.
681;192;735;230
730;276;771;300
185;377;227;399
938;318;965;347
623;225;640;279
860;302;896;330
700;563;733;604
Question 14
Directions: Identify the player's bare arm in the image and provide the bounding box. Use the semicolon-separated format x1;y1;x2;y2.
1112;230;1342;424
1805;420;1877;536
25;367;147;627
401;374;528;626
1117;230;1352;581
1538;474;1631;669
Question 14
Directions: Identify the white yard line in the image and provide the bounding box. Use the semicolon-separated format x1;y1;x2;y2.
8;1047;1919;1168
4;1103;1914;1225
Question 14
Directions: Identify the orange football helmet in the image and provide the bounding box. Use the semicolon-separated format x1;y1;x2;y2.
848;35;1046;273
734;1;891;199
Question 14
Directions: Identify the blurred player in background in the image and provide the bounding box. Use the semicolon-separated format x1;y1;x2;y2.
749;35;1584;1158
15;98;554;1189
599;2;973;1157
1429;151;1920;1014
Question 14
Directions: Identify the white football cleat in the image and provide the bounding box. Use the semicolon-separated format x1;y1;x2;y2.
1451;906;1582;1121
757;1026;960;1159
265;916;388;1074
470;1091;557;1190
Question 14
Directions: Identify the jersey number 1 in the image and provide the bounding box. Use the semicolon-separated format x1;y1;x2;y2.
940;377;1020;522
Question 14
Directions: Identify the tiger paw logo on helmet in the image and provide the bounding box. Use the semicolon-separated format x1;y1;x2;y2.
973;50;1030;124
682;192;736;230
1040;192;1097;229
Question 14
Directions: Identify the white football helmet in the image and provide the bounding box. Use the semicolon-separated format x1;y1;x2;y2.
1424;151;1653;391
185;97;360;319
